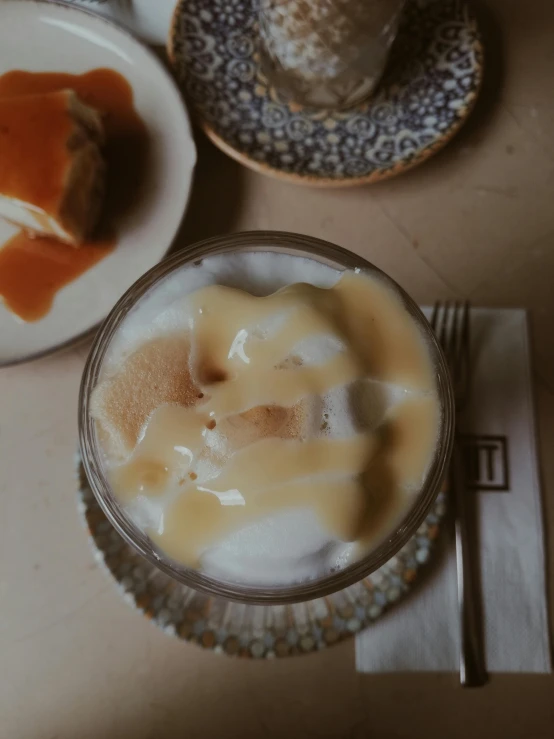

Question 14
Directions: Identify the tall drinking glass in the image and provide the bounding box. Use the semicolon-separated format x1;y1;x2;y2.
79;232;454;604
258;0;405;109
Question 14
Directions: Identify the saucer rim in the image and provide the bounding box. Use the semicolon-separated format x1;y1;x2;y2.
167;0;484;188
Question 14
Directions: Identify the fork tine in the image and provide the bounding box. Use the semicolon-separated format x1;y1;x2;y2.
438;300;451;352
430;301;440;332
462;300;470;359
457;300;471;387
430;301;471;401
447;301;461;365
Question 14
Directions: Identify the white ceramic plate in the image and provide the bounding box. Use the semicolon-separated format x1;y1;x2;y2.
0;0;196;366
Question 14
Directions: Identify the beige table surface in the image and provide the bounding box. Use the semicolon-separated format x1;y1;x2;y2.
1;1;554;737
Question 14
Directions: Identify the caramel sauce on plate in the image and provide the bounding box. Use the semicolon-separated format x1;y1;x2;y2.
0;234;114;322
0;68;149;322
0;90;76;219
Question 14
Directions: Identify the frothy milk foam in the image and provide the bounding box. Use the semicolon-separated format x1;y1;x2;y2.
91;251;440;586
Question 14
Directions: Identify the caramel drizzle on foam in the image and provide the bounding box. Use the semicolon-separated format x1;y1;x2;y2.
93;272;439;567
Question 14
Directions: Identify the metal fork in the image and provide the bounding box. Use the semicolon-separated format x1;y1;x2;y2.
431;301;488;687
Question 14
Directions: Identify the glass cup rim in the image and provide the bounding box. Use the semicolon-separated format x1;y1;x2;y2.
79;230;454;605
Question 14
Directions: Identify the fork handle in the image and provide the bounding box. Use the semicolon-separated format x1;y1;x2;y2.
451;438;488;687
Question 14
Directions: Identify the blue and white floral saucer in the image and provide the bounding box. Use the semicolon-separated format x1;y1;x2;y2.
77;454;448;658
168;0;483;186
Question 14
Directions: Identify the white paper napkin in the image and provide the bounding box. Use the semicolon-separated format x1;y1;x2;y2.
356;308;552;674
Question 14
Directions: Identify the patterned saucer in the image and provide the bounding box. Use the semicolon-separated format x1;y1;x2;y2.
168;0;483;186
77;454;447;658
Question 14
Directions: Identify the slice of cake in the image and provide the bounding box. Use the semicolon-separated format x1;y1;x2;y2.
0;89;105;245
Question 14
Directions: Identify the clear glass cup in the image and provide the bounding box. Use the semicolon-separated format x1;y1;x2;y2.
258;0;406;109
79;232;454;604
